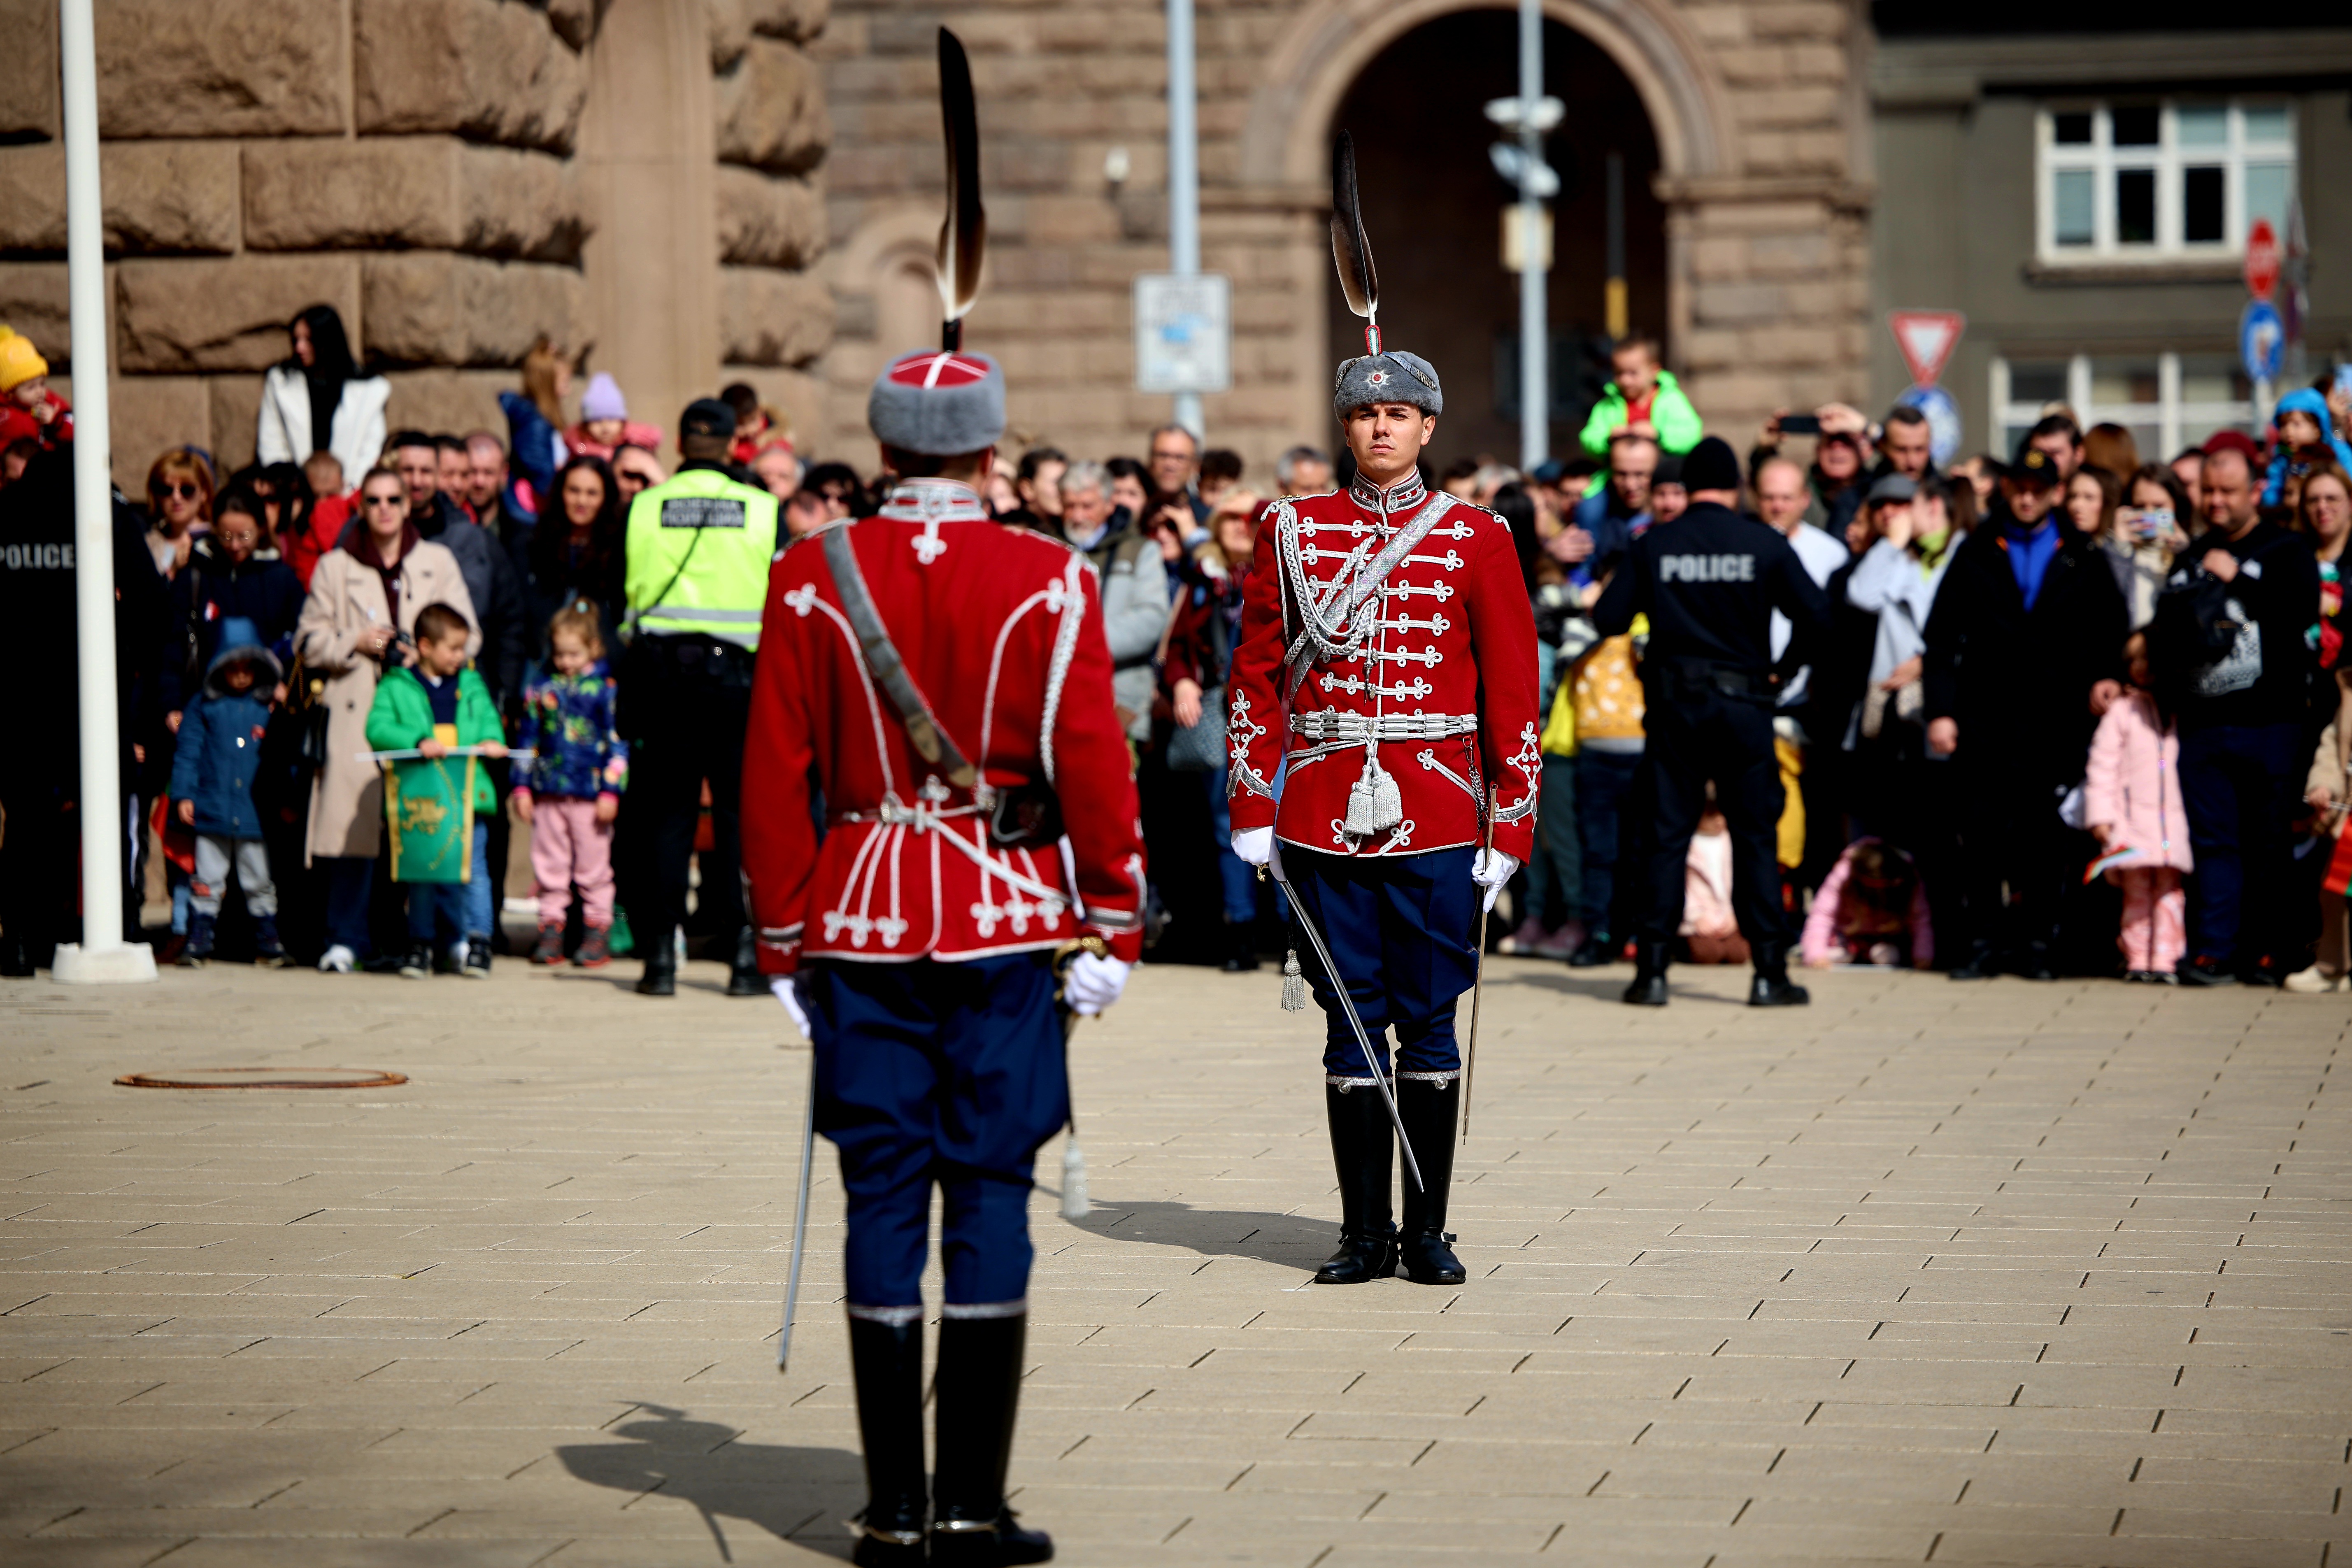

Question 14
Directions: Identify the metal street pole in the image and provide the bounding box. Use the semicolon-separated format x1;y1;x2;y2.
52;0;154;984
1165;0;1203;440
1516;0;1546;470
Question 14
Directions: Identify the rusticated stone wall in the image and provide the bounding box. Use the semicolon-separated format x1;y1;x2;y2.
812;0;1874;477
0;0;835;492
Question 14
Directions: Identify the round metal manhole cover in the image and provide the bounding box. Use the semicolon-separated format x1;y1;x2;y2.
114;1068;408;1091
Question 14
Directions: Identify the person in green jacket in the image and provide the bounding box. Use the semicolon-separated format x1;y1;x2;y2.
1578;335;1703;461
365;601;508;979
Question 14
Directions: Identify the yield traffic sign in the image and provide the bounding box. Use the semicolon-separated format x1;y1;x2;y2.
1888;310;1966;388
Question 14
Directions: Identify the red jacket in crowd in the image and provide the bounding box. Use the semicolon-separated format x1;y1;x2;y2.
1225;472;1542;865
740;478;1147;974
0;388;72;451
281;491;352;590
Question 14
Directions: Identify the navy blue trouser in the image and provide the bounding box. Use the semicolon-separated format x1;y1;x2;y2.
1283;845;1478;1081
2178;721;2302;968
807;953;1067;1312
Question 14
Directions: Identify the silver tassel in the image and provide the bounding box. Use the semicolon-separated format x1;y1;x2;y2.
1280;949;1307;1011
1345;742;1402;836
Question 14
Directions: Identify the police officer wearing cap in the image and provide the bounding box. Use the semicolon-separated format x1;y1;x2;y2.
1922;440;2126;979
618;396;780;997
1593;434;1832;1007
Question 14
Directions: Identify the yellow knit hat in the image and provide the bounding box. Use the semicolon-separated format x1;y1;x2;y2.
0;327;49;393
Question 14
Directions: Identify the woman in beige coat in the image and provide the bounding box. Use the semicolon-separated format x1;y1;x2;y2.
297;468;479;972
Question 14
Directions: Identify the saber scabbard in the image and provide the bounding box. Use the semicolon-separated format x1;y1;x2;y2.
777;1048;817;1372
1268;860;1422;1193
1463;786;1496;1142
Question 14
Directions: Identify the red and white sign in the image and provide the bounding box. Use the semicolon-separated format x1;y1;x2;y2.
2244;219;2280;302
1888;310;1966;388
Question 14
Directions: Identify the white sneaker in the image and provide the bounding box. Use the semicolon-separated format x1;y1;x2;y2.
319;944;355;974
2283;967;2347;994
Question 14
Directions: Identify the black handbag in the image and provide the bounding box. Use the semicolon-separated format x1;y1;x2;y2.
255;654;328;816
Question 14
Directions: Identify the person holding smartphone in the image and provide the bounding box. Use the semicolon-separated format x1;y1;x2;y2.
2108;464;2194;630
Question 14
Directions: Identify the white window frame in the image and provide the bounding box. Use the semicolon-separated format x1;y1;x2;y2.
1990;351;2255;460
2036;99;2297;263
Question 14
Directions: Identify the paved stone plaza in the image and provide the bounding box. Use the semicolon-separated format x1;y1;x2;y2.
2;955;2347;1566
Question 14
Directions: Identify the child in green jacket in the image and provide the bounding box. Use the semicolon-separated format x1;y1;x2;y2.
365;601;507;979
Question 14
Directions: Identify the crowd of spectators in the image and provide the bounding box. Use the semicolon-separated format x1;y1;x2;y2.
1;301;2346;995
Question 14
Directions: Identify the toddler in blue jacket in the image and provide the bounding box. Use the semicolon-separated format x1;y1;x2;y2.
168;620;285;966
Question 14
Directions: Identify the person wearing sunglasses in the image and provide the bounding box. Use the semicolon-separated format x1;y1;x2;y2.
296;467;480;973
144;447;214;580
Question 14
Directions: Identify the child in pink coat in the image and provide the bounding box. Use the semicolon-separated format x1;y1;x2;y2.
2084;633;2194;981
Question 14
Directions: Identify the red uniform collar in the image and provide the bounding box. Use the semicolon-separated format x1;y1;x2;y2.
1348;469;1427;516
877;477;991;523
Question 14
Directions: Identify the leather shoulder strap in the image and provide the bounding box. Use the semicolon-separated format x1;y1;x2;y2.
818;522;978;788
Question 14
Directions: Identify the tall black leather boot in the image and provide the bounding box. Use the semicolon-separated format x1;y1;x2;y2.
1313;1082;1398;1284
1396;1076;1464;1285
634;928;676;996
1622;940;1671;1007
931;1312;1052;1566
726;925;765;996
847;1314;928;1566
1747;940;1810;1007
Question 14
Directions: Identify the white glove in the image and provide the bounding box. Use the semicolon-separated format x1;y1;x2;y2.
770;975;811;1040
1471;848;1519;914
1063;952;1132;1016
1231;827;1284;881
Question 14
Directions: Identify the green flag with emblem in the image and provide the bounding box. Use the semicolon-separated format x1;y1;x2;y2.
382;756;477;885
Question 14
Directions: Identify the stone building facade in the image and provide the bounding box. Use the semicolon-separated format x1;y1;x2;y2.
0;0;833;493
0;0;1875;490
814;0;1874;476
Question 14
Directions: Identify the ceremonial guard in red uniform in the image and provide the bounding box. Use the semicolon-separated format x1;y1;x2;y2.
740;33;1142;1566
1226;135;1541;1289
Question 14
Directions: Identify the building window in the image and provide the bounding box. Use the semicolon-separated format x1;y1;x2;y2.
1990;353;2255;465
2037;100;2296;261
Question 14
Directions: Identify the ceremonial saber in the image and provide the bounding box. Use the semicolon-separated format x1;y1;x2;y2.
1052;924;1107;1223
777;1048;817;1373
1462;787;1496;1144
1267;859;1422;1193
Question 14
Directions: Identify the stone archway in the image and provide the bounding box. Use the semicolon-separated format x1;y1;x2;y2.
1240;0;1734;192
1229;0;1866;451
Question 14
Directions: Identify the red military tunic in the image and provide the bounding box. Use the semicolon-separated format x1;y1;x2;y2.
741;478;1146;973
1226;470;1540;864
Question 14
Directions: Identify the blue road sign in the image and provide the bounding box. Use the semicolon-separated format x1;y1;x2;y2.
2240;300;2285;385
1895;383;1963;470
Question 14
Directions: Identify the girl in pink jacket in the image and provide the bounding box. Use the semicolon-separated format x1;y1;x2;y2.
2084;633;2194;980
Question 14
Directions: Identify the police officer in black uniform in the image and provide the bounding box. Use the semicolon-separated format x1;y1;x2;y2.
0;447;167;975
1592;435;1831;1007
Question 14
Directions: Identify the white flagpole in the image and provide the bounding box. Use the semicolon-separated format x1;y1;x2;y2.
52;0;154;985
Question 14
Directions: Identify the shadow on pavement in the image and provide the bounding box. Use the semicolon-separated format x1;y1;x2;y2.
1500;966;1747;1005
1063;1199;1333;1273
556;1403;863;1563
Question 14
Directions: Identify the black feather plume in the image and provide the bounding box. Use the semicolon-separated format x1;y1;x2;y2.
936;28;986;349
1330;132;1378;323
